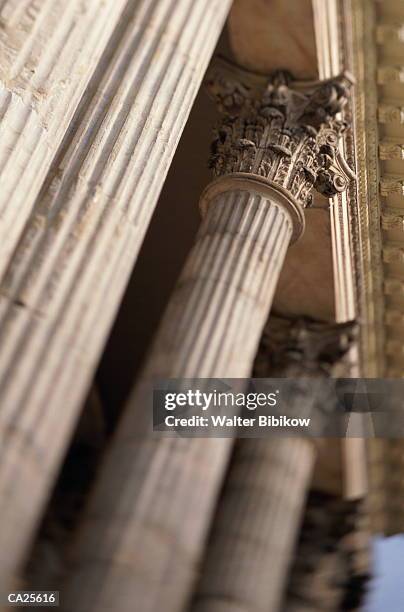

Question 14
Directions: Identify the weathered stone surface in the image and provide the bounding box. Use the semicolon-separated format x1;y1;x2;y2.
0;0;232;593
0;0;130;279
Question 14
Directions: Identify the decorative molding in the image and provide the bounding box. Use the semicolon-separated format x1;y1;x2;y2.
378;103;404;125
206;60;355;211
199;173;305;242
350;0;404;537
381;211;404;230
375;1;404;382
351;0;404;537
384;278;404;295
386;339;404;356
376;24;404;45
380;177;404;197
383;245;404;263
379;141;404;160
377;66;404;85
348;0;386;377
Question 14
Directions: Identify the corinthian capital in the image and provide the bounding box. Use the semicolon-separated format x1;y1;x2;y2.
206;59;355;208
254;316;358;377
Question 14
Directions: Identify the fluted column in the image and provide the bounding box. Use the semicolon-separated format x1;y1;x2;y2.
283;492;370;612
192;438;314;612
189;318;357;612
64;67;354;611
0;0;233;594
0;0;130;279
148;183;297;378
64;186;295;612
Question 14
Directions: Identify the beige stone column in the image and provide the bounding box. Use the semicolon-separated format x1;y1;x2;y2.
191;438;314;612
0;0;131;279
63;175;297;612
189;317;357;612
63;67;354;612
0;0;233;595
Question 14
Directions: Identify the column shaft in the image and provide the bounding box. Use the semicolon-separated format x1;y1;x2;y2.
0;0;130;278
64;189;293;612
0;0;232;591
147;189;293;378
191;438;314;612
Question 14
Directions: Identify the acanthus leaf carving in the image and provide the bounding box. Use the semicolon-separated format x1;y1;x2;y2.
206;59;356;209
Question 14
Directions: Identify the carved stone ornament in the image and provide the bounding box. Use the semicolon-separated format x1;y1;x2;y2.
206;59;356;208
254;316;358;377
